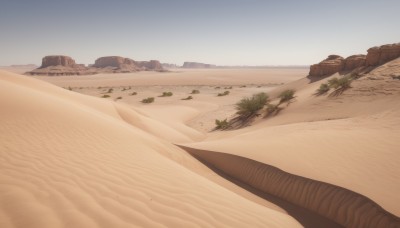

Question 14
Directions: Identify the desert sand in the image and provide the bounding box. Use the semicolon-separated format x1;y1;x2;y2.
1;59;400;228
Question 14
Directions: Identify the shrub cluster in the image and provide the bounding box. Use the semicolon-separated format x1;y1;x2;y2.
191;89;200;94
159;92;173;97
235;92;269;117
142;97;155;103
217;91;230;96
215;119;230;130
278;89;295;104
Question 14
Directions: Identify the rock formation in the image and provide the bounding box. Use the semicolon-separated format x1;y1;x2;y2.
26;55;165;75
344;55;366;71
182;62;216;68
309;55;344;77
41;55;76;68
366;43;400;66
26;55;93;76
309;43;400;77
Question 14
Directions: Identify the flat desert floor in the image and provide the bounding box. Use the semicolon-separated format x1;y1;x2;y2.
1;65;400;228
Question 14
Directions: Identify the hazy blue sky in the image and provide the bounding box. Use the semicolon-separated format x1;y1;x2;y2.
1;0;399;66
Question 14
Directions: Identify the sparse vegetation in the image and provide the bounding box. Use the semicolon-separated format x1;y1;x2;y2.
181;96;193;100
215;86;221;89
141;97;155;103
107;88;113;93
130;92;137;96
316;83;330;95
240;85;247;88
328;76;352;90
191;89;200;94
215;119;230;130
236;92;269;117
116;96;122;100
68;86;73;91
278;89;295;104
224;86;233;89
217;91;230;96
101;94;110;98
159;92;173;97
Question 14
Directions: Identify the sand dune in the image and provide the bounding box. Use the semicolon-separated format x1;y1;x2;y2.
182;59;400;223
0;70;301;228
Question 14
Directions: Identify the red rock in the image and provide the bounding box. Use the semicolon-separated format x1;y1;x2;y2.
41;55;77;68
309;55;344;77
344;55;366;71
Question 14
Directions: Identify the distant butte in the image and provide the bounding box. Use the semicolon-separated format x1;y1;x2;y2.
26;55;165;76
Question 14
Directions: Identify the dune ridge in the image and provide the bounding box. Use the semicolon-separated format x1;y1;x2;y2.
180;146;400;228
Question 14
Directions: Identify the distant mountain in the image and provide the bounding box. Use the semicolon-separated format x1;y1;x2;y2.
182;62;217;68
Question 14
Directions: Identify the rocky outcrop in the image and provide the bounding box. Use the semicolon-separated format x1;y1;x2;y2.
26;55;165;75
309;55;344;77
344;55;366;71
26;55;93;76
309;43;400;77
366;43;400;66
136;60;164;71
40;55;77;68
182;62;216;68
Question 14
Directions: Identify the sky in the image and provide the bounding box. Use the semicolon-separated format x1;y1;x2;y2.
0;0;399;66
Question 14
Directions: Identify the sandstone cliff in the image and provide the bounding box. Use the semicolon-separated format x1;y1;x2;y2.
309;43;400;77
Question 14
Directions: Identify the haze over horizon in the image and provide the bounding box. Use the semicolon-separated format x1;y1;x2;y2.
1;0;399;66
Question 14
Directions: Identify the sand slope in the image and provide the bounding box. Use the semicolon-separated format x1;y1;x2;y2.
0;70;301;228
183;59;400;226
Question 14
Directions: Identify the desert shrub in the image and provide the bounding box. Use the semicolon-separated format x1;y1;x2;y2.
68;86;73;91
107;88;113;93
215;86;221;89
191;89;200;94
116;96;122;100
240;85;247;88
278;89;295;103
101;94;110;98
328;76;352;90
141;97;155;103
236;92;269;117
215;119;230;130
130;92;137;96
182;96;193;100
316;83;330;94
217;91;230;96
159;92;173;97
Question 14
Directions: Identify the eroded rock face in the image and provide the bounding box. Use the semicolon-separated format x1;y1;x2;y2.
93;56;136;69
366;43;400;66
41;56;77;68
309;55;344;77
136;60;163;71
344;55;366;71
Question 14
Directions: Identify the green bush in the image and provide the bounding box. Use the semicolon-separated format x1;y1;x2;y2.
215;119;230;130
217;91;230;96
278;89;295;103
328;76;352;90
130;92;137;96
142;97;155;103
159;92;173;97
236;92;269;117
181;96;193;100
191;89;200;94
316;83;330;94
101;94;110;98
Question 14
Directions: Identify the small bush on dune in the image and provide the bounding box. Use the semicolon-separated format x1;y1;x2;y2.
236;92;269;117
266;103;280;116
328;76;352;90
217;91;230;96
142;97;155;103
181;96;193;100
116;96;122;100
191;89;200;94
215;119;230;130
130;92;137;96
278;89;295;104
159;92;173;97
316;83;330;95
107;88;113;93
101;94;110;98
